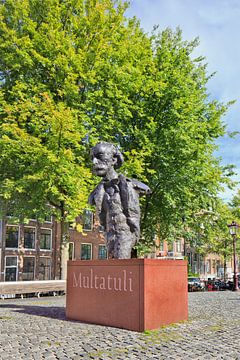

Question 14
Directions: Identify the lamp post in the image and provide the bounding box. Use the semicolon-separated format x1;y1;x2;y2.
227;221;239;291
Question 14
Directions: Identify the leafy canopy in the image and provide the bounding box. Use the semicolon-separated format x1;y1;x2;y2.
0;0;234;249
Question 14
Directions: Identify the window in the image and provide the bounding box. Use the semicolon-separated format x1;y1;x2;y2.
212;260;216;272
83;210;93;231
175;240;182;253
68;242;74;260
24;227;36;249
159;241;164;252
81;243;92;260
187;253;192;266
98;245;107;259
39;257;51;280
5;256;18;281
206;260;211;274
6;226;19;248
40;228;52;250
22;257;35;281
44;214;52;223
98;224;104;232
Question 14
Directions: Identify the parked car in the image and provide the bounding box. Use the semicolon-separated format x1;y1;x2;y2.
188;277;205;292
206;280;233;291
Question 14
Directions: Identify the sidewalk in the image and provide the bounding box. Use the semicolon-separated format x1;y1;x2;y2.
0;291;240;359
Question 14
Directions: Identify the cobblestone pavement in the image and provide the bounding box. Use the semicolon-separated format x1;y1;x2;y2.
0;291;240;360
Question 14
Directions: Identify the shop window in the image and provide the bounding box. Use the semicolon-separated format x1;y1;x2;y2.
5;256;18;281
81;243;92;260
98;245;107;259
22;257;35;281
24;227;36;249
40;228;52;250
39;257;51;280
83;210;93;231
6;226;19;248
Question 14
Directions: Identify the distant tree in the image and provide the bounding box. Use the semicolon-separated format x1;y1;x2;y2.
231;189;240;219
229;191;240;258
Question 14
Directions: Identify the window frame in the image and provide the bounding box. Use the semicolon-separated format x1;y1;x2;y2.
39;256;52;281
175;239;182;253
81;243;92;260
82;210;93;231
68;242;75;260
44;215;52;223
39;227;52;251
5;225;20;249
23;226;36;250
4;255;18;281
98;244;107;259
22;256;35;281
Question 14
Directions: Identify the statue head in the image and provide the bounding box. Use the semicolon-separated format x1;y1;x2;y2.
90;142;124;179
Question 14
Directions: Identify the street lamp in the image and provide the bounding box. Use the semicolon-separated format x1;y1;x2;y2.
227;221;239;291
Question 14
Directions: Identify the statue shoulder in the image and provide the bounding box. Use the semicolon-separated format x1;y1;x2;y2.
118;174;151;195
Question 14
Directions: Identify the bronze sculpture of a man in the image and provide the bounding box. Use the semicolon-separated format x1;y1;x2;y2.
89;142;151;259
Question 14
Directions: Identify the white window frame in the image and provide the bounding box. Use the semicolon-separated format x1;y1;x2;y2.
83;210;93;231
81;243;92;260
5;225;20;249
22;256;36;281
23;226;36;250
68;242;75;260
44;215;52;224
4;255;18;281
175;239;182;253
40;227;52;251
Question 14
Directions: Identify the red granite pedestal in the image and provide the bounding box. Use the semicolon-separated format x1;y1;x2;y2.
66;259;188;332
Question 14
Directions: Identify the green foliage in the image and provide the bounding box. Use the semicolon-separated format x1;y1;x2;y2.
0;0;235;253
188;272;200;278
185;199;234;257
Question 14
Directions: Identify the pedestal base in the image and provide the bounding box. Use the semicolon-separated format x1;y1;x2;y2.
66;259;188;332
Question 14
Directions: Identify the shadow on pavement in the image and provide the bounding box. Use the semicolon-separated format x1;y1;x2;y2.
0;303;70;321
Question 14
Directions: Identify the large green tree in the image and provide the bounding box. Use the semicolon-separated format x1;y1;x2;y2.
0;0;234;252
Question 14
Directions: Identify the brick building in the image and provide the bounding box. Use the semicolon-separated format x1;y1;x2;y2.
0;210;106;282
0;216;60;282
1;210;237;282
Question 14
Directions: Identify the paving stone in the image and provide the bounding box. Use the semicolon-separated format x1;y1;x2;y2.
1;292;240;359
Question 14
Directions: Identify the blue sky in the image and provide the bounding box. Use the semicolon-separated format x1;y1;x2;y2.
126;0;240;202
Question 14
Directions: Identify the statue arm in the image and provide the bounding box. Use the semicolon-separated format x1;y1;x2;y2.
88;190;96;206
131;179;151;196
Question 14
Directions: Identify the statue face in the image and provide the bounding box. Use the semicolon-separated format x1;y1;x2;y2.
91;143;117;178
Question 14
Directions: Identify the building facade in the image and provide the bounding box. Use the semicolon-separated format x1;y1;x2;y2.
0;216;60;282
1;211;238;282
0;211;107;282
